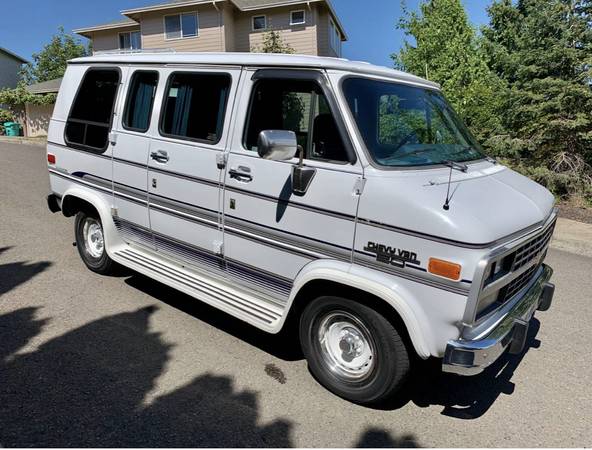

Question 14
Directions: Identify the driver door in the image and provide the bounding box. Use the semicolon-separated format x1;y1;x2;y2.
222;69;363;303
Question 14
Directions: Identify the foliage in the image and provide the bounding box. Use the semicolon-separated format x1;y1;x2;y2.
0;86;57;106
20;26;89;85
392;0;505;142
482;0;592;166
253;29;296;54
0;109;14;124
393;0;592;203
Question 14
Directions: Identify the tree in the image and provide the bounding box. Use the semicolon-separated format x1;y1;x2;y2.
482;0;592;200
253;29;296;54
20;26;89;85
393;0;505;142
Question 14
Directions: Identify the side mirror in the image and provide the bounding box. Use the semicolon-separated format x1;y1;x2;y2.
291;165;316;196
257;130;298;161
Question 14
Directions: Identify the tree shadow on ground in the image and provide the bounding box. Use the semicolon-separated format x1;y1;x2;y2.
0;306;292;447
382;318;542;419
0;246;52;297
0;305;413;448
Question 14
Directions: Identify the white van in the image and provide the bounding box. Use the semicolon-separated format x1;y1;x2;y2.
46;52;556;405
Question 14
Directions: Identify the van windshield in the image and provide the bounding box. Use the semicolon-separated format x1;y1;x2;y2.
342;77;485;167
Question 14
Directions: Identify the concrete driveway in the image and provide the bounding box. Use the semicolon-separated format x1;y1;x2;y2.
1;141;591;447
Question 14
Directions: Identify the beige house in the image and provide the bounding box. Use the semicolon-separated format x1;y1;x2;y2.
74;0;347;57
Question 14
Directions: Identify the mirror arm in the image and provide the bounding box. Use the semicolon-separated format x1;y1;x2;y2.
297;144;304;168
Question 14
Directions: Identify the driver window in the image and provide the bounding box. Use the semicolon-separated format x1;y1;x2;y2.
244;79;349;163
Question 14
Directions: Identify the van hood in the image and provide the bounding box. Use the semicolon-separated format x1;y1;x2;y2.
360;161;555;246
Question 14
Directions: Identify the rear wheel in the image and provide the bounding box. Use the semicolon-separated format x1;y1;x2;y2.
74;210;116;275
300;296;410;405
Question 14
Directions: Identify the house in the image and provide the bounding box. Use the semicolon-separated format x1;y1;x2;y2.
0;47;28;89
73;0;347;57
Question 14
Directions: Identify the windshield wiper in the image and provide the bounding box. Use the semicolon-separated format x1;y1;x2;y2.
442;160;468;211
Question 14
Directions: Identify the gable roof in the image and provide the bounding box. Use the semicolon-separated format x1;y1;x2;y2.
82;0;347;40
25;77;62;95
0;47;28;64
73;18;140;37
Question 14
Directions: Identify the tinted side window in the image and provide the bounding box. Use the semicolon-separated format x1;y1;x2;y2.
244;79;348;162
65;69;120;152
160;72;230;144
123;71;159;132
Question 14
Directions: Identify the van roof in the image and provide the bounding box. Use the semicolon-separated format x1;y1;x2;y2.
69;52;440;89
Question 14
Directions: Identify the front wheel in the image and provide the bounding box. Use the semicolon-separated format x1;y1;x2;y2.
300;296;410;405
74;210;116;275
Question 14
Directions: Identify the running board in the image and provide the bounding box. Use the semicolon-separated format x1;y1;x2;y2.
112;247;285;332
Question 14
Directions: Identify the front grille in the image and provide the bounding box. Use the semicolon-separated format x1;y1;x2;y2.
512;221;556;270
498;262;540;303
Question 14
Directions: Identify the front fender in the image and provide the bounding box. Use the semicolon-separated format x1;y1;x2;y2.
284;259;435;359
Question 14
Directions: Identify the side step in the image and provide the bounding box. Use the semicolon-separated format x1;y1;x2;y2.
112;247;285;332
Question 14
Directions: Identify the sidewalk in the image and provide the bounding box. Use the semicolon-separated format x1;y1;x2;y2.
0;135;47;146
551;218;592;258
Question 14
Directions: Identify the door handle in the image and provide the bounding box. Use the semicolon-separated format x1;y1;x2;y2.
150;150;169;164
229;167;253;182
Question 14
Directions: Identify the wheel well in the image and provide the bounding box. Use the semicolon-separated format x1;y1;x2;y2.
61;196;98;218
284;279;415;355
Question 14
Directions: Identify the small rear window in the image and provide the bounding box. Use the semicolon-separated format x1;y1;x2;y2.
123;71;159;132
65;69;120;152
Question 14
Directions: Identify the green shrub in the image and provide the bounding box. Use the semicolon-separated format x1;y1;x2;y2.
0;109;14;124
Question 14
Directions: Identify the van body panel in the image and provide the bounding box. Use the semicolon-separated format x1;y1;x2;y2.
47;54;556;372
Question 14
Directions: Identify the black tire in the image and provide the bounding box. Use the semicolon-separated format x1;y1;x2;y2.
74;210;116;275
300;296;410;405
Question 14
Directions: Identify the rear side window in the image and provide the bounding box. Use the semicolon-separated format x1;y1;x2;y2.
123;71;159;132
65;69;120;152
160;72;230;144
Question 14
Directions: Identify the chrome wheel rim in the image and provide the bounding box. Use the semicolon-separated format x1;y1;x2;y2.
82;218;104;259
318;311;376;381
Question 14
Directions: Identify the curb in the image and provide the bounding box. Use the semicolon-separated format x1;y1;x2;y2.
550;218;592;258
0;136;47;146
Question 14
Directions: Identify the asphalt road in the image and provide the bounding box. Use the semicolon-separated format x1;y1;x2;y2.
1;141;591;448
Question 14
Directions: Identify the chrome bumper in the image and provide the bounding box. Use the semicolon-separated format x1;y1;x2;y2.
443;264;554;376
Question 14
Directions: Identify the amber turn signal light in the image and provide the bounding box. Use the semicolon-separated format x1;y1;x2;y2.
428;258;462;281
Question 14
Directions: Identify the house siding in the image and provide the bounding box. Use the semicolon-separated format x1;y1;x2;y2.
233;5;318;54
316;6;339;58
91;28;141;52
0;52;24;89
140;4;225;52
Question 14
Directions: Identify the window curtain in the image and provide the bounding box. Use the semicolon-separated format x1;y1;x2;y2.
131;81;154;130
171;84;193;136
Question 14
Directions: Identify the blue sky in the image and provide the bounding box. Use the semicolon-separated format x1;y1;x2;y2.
0;0;490;67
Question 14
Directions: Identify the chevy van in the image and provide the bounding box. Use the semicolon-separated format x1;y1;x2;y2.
46;52;556;405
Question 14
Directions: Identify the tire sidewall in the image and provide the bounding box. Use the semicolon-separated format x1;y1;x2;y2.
75;211;110;272
300;296;408;405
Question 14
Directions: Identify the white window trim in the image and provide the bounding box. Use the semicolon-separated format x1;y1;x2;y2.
163;12;199;41
118;30;142;50
290;10;306;26
329;17;341;56
252;15;267;31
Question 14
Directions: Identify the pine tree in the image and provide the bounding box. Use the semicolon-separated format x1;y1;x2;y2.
483;0;592;168
393;0;504;142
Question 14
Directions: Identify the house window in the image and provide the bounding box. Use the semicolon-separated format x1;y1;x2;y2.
290;10;306;25
65;69;120;152
123;71;159;132
119;31;141;50
160;72;231;144
329;18;341;56
165;12;198;39
252;15;267;31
